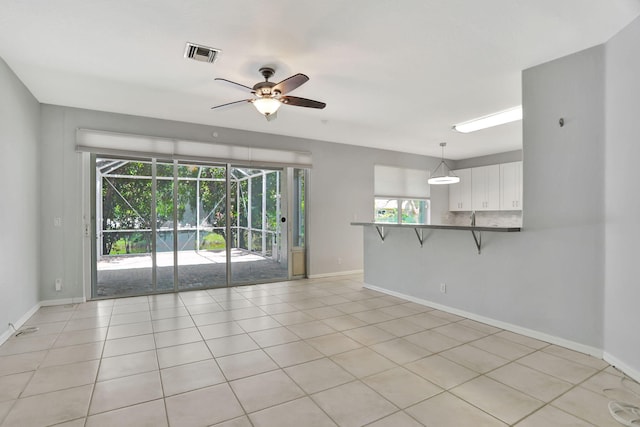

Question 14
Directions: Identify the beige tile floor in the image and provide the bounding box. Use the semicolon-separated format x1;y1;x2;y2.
0;275;634;426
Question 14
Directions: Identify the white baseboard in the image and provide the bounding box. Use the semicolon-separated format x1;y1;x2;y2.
308;269;363;279
0;331;10;347
0;297;86;346
364;283;604;359
604;352;640;384
0;302;41;347
40;297;86;307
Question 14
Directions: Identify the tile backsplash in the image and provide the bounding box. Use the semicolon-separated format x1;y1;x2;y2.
441;211;522;227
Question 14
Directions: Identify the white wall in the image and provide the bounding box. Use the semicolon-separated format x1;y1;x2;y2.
38;105;446;300
363;45;606;352
604;16;640;378
0;58;41;340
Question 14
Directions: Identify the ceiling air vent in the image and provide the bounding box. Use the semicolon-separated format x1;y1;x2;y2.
184;42;221;63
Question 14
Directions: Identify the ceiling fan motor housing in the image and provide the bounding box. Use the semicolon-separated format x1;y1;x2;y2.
254;67;278;97
253;81;277;97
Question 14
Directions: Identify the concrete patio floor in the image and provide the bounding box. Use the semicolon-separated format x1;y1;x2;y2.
96;249;288;297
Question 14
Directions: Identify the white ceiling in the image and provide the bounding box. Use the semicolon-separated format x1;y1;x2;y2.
1;1;639;159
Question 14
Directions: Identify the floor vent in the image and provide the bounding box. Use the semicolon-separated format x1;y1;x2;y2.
184;42;221;63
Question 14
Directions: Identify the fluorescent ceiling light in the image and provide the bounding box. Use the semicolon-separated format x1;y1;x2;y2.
452;106;522;133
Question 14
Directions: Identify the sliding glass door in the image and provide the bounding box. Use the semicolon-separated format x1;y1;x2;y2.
96;158;154;297
155;160;175;292
229;167;288;285
93;156;293;298
176;163;228;290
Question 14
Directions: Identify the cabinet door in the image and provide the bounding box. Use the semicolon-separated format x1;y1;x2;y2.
471;165;500;211
486;165;501;210
449;179;461;211
449;168;472;211
500;161;523;210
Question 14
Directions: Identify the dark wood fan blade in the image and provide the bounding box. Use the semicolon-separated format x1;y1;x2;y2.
214;78;254;92
273;73;309;95
211;99;252;109
280;96;326;109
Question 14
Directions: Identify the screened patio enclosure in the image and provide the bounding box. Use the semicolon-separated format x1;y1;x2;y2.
93;156;299;298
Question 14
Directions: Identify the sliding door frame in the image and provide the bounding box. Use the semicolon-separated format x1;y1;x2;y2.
89;156;298;299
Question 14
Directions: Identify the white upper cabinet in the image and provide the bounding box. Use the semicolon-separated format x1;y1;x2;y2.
500;161;523;210
471;165;500;211
448;168;472;211
448;161;523;212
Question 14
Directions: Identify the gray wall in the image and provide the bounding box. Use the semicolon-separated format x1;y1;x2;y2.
0;58;41;338
364;45;606;351
38;105;446;301
604;16;640;376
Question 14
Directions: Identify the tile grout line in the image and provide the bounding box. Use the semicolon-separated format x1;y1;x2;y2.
147;296;173;427
191;287;258;426
208;285;403;425
506;365;609;427
83;299;115;426
236;291;426;426
365;312;608;426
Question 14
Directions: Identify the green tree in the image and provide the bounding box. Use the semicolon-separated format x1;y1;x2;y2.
99;162;280;256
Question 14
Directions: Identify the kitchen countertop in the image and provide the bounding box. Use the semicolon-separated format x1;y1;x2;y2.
350;222;521;232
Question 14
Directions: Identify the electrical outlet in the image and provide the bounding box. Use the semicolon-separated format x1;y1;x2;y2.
53;217;62;227
55;278;62;292
440;283;446;293
337;257;342;265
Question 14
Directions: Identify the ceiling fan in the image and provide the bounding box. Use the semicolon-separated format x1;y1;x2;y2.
211;67;326;121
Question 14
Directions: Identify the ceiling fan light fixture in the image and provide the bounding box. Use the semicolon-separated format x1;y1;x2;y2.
253;97;281;116
428;142;460;185
452;106;522;133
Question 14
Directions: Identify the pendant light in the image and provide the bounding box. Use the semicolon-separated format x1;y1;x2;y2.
428;142;460;185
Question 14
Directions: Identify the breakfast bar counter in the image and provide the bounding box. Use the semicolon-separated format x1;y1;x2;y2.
351;222;521;254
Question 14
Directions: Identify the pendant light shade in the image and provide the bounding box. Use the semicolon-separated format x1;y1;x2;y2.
428;142;460;185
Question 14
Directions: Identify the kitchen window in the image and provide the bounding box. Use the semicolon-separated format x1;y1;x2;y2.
374;198;430;224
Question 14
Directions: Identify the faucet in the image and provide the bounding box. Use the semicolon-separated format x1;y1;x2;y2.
470;211;476;227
